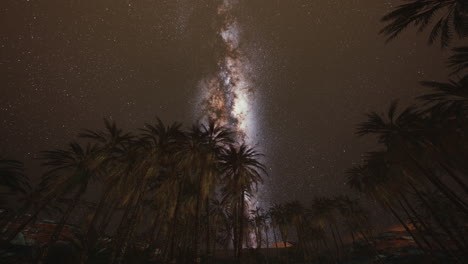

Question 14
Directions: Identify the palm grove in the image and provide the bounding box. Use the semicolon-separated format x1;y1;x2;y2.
1;119;268;263
1;0;468;263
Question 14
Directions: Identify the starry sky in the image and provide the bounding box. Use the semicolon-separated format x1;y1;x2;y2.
0;0;451;226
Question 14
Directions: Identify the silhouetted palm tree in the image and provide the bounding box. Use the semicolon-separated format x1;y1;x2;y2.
250;206;266;249
346;156;430;255
357;101;468;213
220;144;265;263
380;0;468;47
284;200;309;260
37;142;102;263
79;120;135;264
269;202;290;261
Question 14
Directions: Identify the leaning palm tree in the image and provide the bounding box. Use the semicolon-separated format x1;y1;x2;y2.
79;120;135;264
309;197;343;260
220;144;266;263
140;118;186;262
110;137;161;264
380;0;468;47
345;158;431;255
36;142;103;263
356;101;468;213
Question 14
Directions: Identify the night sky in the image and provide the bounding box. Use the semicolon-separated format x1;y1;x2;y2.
0;0;452;226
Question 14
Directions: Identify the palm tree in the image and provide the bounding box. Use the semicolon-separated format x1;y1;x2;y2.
346;160;430;255
268;205;282;257
269;203;289;253
36;142;103;263
220;144;265;263
356;101;468;213
335;196;373;245
250;207;266;249
176;120;233;262
110;137;161;264
309;197;343;260
380;0;468;47
284;200;309;260
209;198;228;257
78;120;135;264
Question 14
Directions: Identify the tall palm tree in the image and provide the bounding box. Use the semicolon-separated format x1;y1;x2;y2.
269;203;289;250
78;119;135;264
220;144;265;263
380;0;468;47
110;137;161;264
209;198;228;257
357;101;468;213
309;197;343;260
284;200;309;260
267;205;282;257
36;142;103;263
346;160;430;255
250;207;266;249
176;120;233;262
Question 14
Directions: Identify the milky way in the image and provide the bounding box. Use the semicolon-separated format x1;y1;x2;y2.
195;1;265;233
197;0;257;146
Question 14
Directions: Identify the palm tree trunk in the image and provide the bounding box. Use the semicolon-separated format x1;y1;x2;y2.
169;178;185;261
114;166;153;264
334;224;345;253
434;144;468;194
357;230;385;264
98;201;116;235
109;190;138;263
212;229;217;260
233;204;238;259
439;162;468;195
194;170;205;263
236;190;245;263
399;192;463;263
405;150;468;214
383;199;427;254
115;201;143;264
206;198;211;258
408;180;467;251
395;198;435;255
264;225;269;260
329;224;340;259
80;187;111;264
148;216;160;252
272;226;279;257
